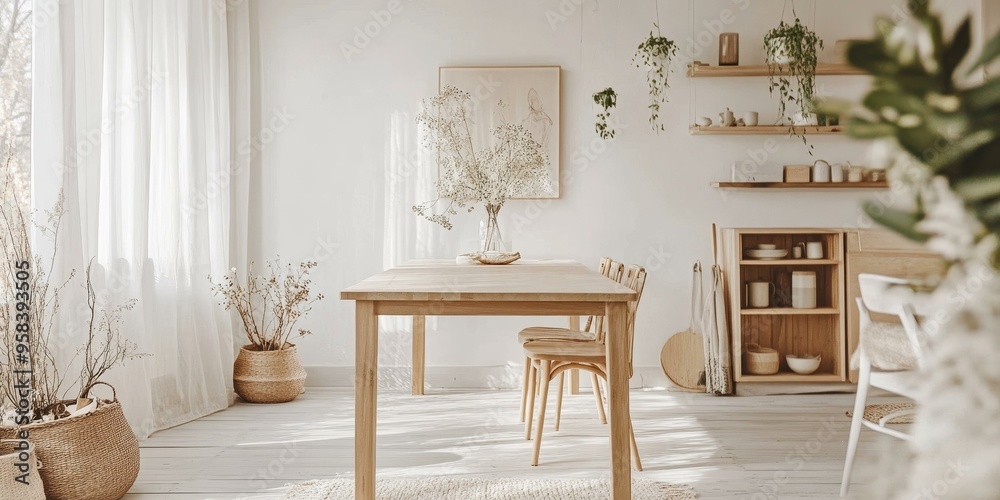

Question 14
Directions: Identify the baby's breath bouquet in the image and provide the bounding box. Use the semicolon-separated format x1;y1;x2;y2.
413;86;552;253
210;260;324;351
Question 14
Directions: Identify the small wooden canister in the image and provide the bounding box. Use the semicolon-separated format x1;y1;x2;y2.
719;33;739;66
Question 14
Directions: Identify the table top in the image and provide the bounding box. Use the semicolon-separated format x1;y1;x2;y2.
341;259;636;302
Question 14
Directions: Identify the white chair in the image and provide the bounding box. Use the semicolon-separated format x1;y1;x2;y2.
840;273;933;496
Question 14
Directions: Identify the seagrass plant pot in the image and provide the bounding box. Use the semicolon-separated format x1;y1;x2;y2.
233;343;307;403
0;382;140;500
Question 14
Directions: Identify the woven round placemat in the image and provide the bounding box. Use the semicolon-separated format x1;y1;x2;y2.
846;402;916;424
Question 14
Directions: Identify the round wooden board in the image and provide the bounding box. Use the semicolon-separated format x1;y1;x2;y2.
660;330;706;393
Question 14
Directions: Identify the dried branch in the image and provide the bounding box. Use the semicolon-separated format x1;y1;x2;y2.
210;259;324;351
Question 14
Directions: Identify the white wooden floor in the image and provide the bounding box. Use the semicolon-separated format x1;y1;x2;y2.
124;388;906;499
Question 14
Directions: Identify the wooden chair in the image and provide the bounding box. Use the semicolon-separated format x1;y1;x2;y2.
522;264;646;469
840;273;931;497
519;258;625;434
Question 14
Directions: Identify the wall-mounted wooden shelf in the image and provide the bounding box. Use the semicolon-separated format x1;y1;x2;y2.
712;181;888;190
687;63;866;78
691;125;844;135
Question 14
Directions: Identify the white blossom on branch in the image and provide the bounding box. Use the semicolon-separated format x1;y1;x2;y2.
412;86;552;229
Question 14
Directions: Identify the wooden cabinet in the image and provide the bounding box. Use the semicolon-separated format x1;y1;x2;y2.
722;229;847;383
722;227;946;385
844;229;944;382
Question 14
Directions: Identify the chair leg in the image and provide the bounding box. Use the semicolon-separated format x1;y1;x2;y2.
591;372;608;424
554;372;565;431
524;360;537;440
629;420;643;471
520;357;531;423
531;360;552;466
841;358;873;497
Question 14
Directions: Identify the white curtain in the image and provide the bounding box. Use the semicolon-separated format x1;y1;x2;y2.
32;0;250;438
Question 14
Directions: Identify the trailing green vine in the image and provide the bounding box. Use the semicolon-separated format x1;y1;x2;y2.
765;18;823;121
592;87;618;139
634;23;677;133
764;6;823;152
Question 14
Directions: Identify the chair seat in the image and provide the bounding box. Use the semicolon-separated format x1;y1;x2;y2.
849;321;920;372
518;327;595;344
523;339;606;364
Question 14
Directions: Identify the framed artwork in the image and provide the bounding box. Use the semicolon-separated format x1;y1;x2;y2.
439;66;560;198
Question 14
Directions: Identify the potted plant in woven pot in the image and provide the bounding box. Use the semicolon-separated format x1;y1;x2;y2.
0;153;147;500
211;259;324;403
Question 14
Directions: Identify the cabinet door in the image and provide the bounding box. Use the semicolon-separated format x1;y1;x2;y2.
845;230;945;382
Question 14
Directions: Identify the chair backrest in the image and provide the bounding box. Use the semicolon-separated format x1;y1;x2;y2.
596;264;647;377
586;258;625;334
857;273;935;317
856;273;931;368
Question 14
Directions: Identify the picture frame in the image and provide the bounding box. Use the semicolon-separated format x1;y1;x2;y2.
438;66;561;199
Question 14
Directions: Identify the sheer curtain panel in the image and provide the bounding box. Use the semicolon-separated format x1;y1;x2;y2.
32;0;251;438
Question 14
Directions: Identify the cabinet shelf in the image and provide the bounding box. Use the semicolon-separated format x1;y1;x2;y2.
737;372;844;383
713;182;889;190
739;259;840;265
691;125;844;135
741;307;839;316
687;63;866;78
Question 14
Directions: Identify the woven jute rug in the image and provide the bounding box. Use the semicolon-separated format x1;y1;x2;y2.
284;477;697;499
846;402;916;424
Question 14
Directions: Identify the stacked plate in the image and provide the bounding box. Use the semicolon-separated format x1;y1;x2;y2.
745;245;788;260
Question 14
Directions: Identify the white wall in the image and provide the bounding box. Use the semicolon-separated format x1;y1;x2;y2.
251;0;981;389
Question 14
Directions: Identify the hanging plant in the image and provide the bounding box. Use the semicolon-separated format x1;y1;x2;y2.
633;23;677;132
592;87;618;139
764;5;823;151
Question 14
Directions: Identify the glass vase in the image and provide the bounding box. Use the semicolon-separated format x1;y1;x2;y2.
479;204;507;253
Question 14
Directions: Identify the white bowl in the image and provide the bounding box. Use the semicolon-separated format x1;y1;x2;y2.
757;244;777;250
786;354;821;375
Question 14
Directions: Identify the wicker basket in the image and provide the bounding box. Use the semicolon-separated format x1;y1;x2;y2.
744;344;780;375
234;343;307;403
0;382;140;500
0;439;45;499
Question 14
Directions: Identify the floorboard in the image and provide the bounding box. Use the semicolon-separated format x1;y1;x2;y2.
125;388;907;499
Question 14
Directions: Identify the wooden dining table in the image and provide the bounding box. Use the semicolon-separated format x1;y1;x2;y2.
341;259;637;499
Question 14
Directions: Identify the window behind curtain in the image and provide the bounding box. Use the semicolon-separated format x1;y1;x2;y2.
0;0;31;194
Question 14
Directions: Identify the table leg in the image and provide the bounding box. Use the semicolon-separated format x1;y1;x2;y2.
568;315;581;395
412;315;426;396
355;301;377;500
605;301;631;500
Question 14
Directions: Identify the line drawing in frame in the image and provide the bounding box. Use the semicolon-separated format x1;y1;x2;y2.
439;65;561;199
